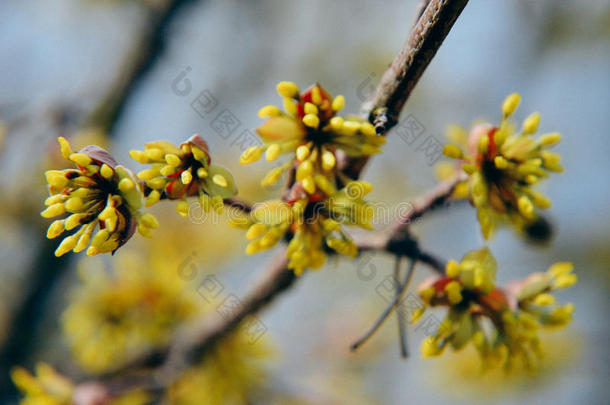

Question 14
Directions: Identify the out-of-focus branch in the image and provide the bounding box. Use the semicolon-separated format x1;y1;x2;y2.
85;0;198;133
71;0;469;402
0;0;202;397
154;250;293;385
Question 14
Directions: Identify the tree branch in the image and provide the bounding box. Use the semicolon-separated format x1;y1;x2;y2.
343;0;469;179
353;173;466;273
360;0;469;122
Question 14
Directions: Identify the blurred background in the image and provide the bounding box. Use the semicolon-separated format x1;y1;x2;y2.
0;0;609;403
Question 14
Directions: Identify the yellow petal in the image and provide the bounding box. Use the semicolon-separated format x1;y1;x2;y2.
256;116;305;142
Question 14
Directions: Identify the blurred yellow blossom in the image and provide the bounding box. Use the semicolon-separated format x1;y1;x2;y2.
11;363;73;405
413;248;576;371
11;362;151;405
166;330;271;405
61;253;199;373
441;94;563;239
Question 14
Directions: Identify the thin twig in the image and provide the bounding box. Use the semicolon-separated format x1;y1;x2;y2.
394;257;409;358
223;196;253;213
350;259;417;352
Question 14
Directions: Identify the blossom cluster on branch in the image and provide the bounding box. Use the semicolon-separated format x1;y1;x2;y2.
412;248;576;370
23;65;574;404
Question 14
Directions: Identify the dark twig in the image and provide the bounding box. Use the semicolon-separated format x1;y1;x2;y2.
223;196;253;213
350;259;417;352
394;257;409;358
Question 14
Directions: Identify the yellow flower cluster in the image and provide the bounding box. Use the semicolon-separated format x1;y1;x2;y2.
62;254;199;373
130;134;237;217
240;81;385;192
11;362;151;405
238;82;383;274
11;363;73;405
166;330;270;405
441;93;563;239
41;137;156;257
242;179;374;275
412;248;577;371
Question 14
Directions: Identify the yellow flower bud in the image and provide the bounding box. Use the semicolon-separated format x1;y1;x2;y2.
311;86;322;105
55;236;77;257
276;81;299;98
246;223;267;240
212;174;228;188
41;203;66;218
421;337;442;358
57;136;72;159
145;190;161;207
331;95;345;111
321;150;336;171
129;150;147;163
240;146;263;164
494;156;508;169
442;145;463;159
118;178;134;192
302;176;316;194
548;262;573;278
329;116;344;131
303;102;318;115
258;105;281;118
197;167;208;178
140;213;158;229
540;132;562;146
296;160;313;180
552;273;578;289
523;112;540;134
261;167;284;187
518;195;534;218
176;200;190;217
165;153;182;167
46;220;65;239
265;144;281;161
100;164;114;179
296;145;310;161
446;260;461;278
69;153;92;167
181;170;193;185
283;97;298;115
533;293;555;306
302;114;320;128
502;93;521;116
